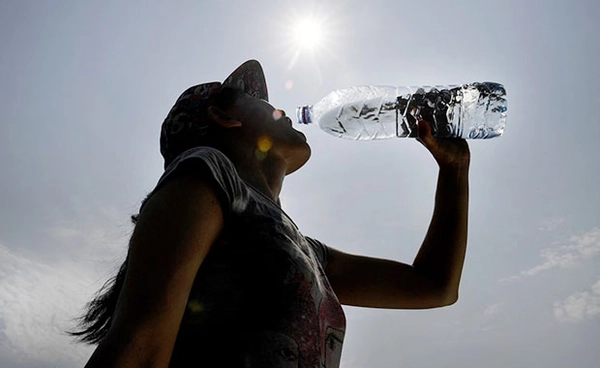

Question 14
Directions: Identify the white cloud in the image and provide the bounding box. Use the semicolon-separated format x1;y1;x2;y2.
0;244;96;367
538;216;567;232
0;202;131;367
482;303;504;318
520;227;600;277
43;203;131;261
554;278;600;323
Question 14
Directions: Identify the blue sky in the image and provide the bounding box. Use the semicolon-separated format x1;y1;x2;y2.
1;0;599;367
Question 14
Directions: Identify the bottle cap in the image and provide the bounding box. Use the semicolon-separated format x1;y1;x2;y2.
296;106;313;125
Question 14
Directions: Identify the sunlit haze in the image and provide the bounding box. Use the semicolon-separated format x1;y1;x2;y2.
1;1;599;367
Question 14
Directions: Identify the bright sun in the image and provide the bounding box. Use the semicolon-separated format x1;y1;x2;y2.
292;17;325;52
283;10;338;72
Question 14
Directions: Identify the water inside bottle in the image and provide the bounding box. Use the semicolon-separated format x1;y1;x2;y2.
314;83;506;140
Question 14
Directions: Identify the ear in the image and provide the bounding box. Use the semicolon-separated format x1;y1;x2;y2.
207;106;243;129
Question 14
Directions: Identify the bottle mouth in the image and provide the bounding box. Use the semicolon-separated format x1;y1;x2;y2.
296;106;312;125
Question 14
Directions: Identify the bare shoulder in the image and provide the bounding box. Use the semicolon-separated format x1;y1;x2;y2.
85;173;224;367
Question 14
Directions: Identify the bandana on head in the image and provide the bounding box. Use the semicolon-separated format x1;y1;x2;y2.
160;60;268;167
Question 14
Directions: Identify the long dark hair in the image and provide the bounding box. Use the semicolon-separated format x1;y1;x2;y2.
69;213;140;343
71;86;243;344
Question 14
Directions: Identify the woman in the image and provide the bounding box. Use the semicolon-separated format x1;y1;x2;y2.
73;60;470;367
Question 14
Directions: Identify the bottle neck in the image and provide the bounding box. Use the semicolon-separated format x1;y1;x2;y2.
296;105;313;125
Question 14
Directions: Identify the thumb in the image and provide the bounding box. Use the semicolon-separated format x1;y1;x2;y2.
416;120;435;147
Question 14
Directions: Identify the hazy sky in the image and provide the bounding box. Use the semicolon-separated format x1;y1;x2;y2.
1;0;599;367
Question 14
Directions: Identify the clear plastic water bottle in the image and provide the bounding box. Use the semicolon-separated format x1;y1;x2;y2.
297;83;507;140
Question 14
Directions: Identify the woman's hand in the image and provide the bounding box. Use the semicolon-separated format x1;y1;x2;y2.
416;120;470;169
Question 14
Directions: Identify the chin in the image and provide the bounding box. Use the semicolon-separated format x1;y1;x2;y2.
286;143;311;175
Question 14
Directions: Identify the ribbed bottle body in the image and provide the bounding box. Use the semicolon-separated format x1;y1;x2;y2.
297;83;507;140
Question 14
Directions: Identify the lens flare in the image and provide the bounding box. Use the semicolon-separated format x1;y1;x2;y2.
187;300;203;313
257;136;273;153
255;135;273;161
272;110;284;121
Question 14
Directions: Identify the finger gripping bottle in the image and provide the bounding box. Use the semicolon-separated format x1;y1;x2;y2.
297;82;507;140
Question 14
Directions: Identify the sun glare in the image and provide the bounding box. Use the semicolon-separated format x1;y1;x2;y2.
292;17;325;52
281;7;343;74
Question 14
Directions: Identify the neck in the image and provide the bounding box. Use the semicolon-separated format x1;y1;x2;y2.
227;148;287;204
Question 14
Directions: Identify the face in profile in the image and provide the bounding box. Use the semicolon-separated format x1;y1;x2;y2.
233;95;311;174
